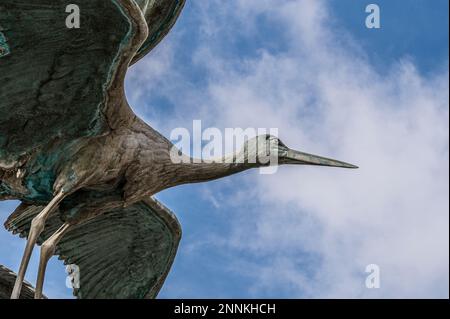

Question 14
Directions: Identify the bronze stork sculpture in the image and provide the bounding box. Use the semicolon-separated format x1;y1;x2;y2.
0;0;357;299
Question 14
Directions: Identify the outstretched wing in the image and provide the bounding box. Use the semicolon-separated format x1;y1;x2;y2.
5;198;181;299
132;0;186;64
0;0;148;167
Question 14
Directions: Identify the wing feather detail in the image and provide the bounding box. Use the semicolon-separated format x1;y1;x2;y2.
131;0;186;64
0;265;47;299
0;0;148;167
4;198;181;299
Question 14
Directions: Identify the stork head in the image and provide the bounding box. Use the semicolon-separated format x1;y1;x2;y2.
239;135;358;169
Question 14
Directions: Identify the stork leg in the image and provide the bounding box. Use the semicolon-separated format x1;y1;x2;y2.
35;222;73;299
10;190;66;299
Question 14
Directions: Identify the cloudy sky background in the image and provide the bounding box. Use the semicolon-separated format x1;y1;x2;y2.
0;0;448;298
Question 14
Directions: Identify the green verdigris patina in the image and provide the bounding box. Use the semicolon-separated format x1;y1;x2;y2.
0;30;10;58
0;0;186;168
1;0;357;300
0;0;186;299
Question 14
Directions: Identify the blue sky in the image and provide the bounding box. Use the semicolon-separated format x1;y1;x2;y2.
0;0;448;298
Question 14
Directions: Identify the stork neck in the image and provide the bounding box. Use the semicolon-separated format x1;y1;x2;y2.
168;157;253;187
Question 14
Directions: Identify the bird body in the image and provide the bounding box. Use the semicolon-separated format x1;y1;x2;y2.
1;120;172;216
0;116;241;209
0;0;357;299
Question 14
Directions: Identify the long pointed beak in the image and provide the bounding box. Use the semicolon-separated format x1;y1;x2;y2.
281;148;358;169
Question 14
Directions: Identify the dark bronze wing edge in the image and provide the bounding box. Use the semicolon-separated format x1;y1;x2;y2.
143;197;182;299
130;0;186;65
0;264;47;299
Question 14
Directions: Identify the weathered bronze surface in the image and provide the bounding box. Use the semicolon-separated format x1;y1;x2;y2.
0;0;356;299
5;198;180;299
132;0;186;64
0;265;47;299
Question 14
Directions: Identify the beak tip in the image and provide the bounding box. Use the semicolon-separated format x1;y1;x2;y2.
283;148;359;169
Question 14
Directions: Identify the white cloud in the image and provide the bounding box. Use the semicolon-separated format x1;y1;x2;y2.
127;0;449;298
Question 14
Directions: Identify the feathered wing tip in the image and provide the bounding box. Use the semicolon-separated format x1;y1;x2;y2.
131;0;186;64
5;198;182;299
0;265;47;299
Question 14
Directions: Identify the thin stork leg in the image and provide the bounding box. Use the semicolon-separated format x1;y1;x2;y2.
35;222;73;299
10;190;66;299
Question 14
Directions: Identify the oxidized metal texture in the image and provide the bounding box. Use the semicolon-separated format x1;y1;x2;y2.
0;265;47;299
0;0;134;168
0;0;184;299
132;0;186;64
0;0;356;300
5;198;181;299
0;29;10;58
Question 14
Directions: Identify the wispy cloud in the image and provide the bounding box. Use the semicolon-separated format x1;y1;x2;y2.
127;0;449;298
1;0;446;299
